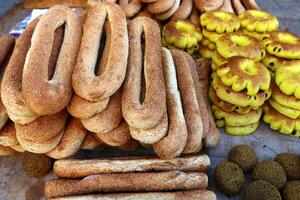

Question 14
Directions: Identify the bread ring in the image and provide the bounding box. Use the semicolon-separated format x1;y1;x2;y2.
15;109;68;142
81;132;101;150
22;5;81;115
147;0;175;14
122;17;166;130
212;104;262;127
130;111;168;144
67;95;110;119
117;138;140;151
217;56;271;95
201;37;216;50
262;31;300;59
231;0;246;15
209;86;257;114
239;10;279;33
0;145;15;156
119;0;143;18
242;28;266;42
140;0;158;3
1;19;40;125
261;53;289;73
218;0;234;13
171;49;203;154
194;0;224;12
200;11;240;33
271;82;300;110
136;7;153;17
153;48;187;159
72;2;128;102
275;60;300;98
212;51;226;67
17;129;64;154
0;121;18;147
212;74;271;107
96;120;131;147
263;102;300;137
188;7;200;27
81;89;122;134
47;118;87;159
216;32;265;61
155;0;180;20
269;97;300;119
202;29;225;43
171;0;193;20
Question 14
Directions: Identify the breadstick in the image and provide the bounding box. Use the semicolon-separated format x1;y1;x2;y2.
171;0;193;20
129;111;168;144
22;5;82;115
171;49;203;154
96;120;131;147
81;89;122;134
45;171;208;198
1;19;40;125
15;110;68;142
153;48;188;159
81;132;101;150
72;2;128;102
119;0;143;18
47;118;87;159
122;17;166;130
195;59;220;148
53;154;210;178
49;190;216;200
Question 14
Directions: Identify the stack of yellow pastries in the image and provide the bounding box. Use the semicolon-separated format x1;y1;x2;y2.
199;11;240;59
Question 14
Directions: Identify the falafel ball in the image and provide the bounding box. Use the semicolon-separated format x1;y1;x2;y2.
282;180;300;200
228;145;257;172
215;161;245;196
244;180;282;200
275;153;300;180
253;160;287;189
22;152;53;177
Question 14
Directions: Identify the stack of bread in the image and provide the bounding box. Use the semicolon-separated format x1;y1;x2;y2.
44;155;215;199
203;11;271;135
199;11;240;59
262;31;300;137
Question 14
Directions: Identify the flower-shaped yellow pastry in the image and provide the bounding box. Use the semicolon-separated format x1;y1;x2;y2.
261;53;289;73
212;74;272;107
209;86;258;114
215;119;259;135
217;56;271;96
212;51;227;66
242;29;266;42
271;81;300;110
212;105;262;127
199;45;213;59
263;102;300;137
269;97;300;119
200;11;240;33
202;29;225;43
162;20;202;50
239;10;279;33
262;31;300;59
216;32;265;61
275;60;300;98
201;37;215;50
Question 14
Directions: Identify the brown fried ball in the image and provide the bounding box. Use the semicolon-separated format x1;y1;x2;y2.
275;153;300;180
215;161;245;196
283;180;300;200
22;152;53;177
253;160;287;189
228;145;257;172
244;180;282;200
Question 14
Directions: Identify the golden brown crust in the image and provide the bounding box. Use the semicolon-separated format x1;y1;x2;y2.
122;17;166;130
155;0;180;20
232;0;246;15
0;34;15;70
153;48;188;159
171;0;193;20
194;0;224;12
53;154;210;178
119;0;143;18
0;121;18;147
241;0;260;10
72;2;128;102
0;144;15;156
81;89;122;134
188;8;200;27
45;171;208;198
147;0;175;14
15;110;68;142
47;118;87;159
1;19;40;125
218;0;234;13
22;5;82;115
96;120;131;147
48;190;216;200
171;49;203;154
81;132;101;150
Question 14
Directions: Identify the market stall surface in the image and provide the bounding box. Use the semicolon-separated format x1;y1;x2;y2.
0;0;300;199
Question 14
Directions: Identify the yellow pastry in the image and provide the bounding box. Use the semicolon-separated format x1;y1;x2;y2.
271;82;300;110
269;97;300;119
199;45;214;59
202;29;225;43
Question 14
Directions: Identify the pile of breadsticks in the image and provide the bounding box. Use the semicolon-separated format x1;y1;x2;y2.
0;2;219;158
45;155;216;199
